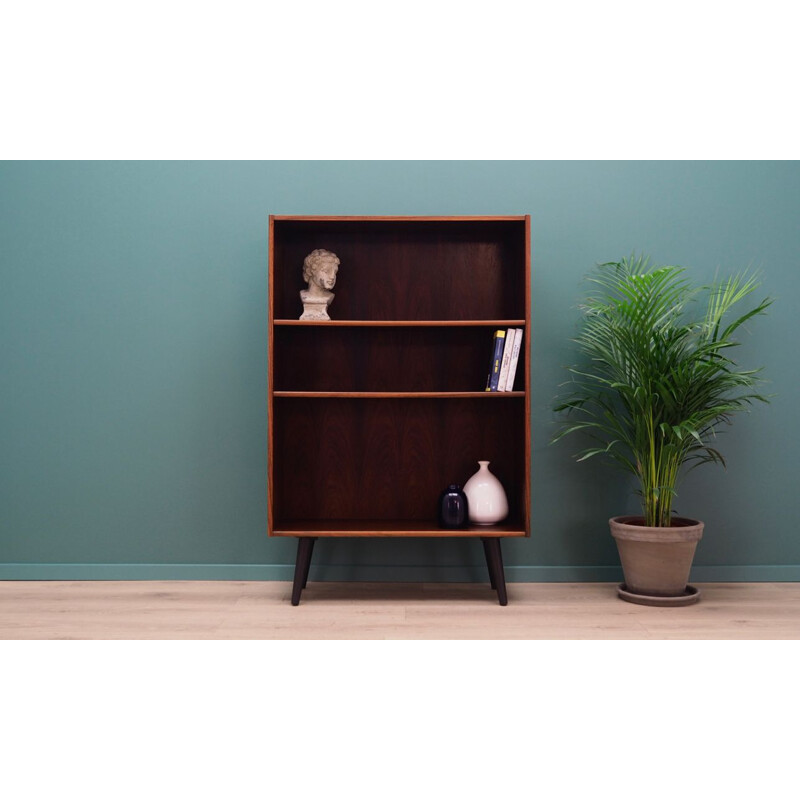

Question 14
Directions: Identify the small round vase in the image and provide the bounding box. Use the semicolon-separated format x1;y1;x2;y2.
463;461;508;524
438;484;469;529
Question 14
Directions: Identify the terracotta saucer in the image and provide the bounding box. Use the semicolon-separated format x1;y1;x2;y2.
617;583;701;607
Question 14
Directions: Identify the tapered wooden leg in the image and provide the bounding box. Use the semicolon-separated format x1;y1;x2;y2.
302;537;316;589
291;537;315;606
495;538;508;606
484;538;508;606
482;538;497;589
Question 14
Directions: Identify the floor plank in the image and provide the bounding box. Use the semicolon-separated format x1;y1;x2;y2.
1;581;799;639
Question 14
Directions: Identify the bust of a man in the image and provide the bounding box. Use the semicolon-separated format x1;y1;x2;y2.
300;249;340;321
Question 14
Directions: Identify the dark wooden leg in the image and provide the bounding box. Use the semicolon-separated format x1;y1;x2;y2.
484;538;508;606
482;538;497;589
302;537;316;589
495;538;508;606
291;537;315;606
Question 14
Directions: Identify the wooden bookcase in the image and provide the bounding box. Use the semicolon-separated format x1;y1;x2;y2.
268;216;531;604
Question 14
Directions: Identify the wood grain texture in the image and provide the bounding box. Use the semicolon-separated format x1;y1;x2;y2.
273;320;527;327
275;326;524;393
270;216;528;222
272;219;526;321
273;393;526;399
273;397;525;528
524;214;531;535
270;520;526;537
268;216;530;538
3;581;799;639
268;215;275;537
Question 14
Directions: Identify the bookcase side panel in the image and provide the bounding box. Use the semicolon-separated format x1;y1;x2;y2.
268;215;275;535
524;214;532;535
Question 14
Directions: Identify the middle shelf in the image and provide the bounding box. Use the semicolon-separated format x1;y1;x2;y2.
273;324;526;394
273;391;525;398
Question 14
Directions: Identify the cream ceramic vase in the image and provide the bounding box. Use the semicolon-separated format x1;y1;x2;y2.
463;461;508;524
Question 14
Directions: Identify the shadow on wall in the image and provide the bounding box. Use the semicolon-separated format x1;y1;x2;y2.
534;434;637;570
310;537;491;584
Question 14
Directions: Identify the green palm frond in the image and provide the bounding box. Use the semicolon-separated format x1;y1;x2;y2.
552;255;772;527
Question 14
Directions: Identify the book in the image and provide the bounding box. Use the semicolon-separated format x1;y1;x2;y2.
497;328;517;392
503;328;523;391
485;329;506;391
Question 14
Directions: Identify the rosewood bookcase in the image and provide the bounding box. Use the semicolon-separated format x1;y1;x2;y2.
268;216;531;604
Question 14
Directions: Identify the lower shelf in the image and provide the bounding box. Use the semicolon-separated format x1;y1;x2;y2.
271;519;527;537
272;397;527;526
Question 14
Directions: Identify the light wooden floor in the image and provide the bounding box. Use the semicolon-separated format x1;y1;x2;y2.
1;580;799;639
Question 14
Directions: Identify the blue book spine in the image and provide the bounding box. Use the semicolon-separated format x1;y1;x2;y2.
486;329;506;391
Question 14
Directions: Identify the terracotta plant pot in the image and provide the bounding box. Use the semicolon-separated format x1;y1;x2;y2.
609;516;704;598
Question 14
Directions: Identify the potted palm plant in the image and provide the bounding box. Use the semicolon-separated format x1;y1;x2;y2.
553;255;771;605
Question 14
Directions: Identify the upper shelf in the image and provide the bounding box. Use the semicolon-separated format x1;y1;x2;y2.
273;319;526;327
270;218;528;321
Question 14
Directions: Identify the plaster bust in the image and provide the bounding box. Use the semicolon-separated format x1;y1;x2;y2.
300;249;340;320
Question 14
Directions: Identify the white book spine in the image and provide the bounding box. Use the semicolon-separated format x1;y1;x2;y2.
503;328;523;391
497;328;515;392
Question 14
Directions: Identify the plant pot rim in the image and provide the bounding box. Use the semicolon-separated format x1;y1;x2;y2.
609;515;704;543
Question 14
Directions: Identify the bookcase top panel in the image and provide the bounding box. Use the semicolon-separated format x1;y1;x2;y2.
271;215;528;222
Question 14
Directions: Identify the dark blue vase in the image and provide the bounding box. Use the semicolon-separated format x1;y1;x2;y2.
438;484;469;529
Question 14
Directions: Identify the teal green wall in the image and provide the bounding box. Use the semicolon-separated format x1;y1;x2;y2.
2;161;798;581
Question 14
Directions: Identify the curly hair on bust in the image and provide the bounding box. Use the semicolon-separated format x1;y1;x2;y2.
303;249;340;283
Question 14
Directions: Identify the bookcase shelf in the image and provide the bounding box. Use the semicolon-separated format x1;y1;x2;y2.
273;391;526;398
268;215;531;605
274;319;527;327
274;325;526;393
271;519;528;537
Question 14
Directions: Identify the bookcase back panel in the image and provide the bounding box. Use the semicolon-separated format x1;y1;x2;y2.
272;220;526;321
274;327;525;393
272;397;526;524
